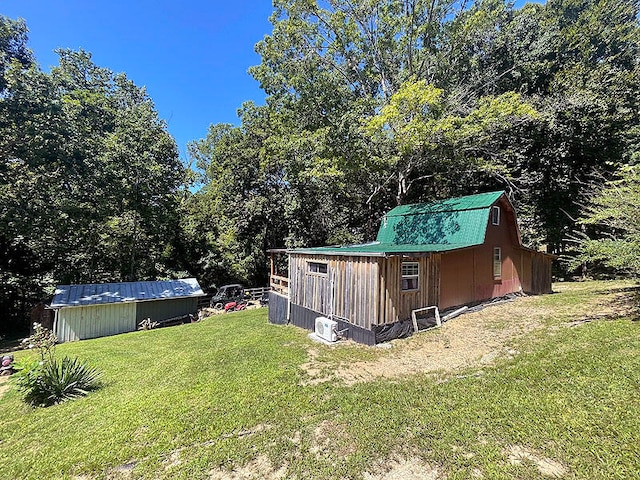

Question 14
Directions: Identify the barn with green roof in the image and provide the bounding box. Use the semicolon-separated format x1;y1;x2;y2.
269;191;554;345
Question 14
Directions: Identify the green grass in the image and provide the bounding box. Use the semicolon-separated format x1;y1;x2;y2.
0;281;639;479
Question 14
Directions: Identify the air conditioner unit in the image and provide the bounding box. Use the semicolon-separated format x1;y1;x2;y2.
315;317;338;343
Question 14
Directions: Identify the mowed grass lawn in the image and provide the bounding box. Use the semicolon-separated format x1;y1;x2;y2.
1;281;639;479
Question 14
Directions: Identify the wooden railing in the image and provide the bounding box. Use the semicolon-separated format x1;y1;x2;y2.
270;274;289;296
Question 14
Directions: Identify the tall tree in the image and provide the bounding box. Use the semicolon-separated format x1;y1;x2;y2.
0;20;186;333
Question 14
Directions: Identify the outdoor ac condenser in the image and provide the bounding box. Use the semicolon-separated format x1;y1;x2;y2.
315;317;338;343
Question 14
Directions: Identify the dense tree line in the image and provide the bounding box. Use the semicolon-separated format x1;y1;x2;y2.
186;0;640;286
2;0;640;333
1;16;186;334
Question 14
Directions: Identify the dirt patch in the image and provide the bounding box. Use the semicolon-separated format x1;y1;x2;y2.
221;423;272;439
208;455;287;480
162;450;182;471
300;286;637;385
563;289;637;326
310;420;356;457
299;349;328;385
506;445;568;478
156;424;273;472
0;376;11;400
362;457;443;480
105;461;136;479
302;297;547;385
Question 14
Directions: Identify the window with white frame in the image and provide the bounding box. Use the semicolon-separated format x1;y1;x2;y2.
492;205;500;225
308;262;328;275
401;262;419;291
493;247;502;279
491;205;500;225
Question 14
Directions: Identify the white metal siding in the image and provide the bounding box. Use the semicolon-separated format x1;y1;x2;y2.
55;303;137;342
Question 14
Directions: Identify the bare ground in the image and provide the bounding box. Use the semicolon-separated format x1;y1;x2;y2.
208;455;288;480
362;457;443;480
301;284;638;386
0;376;10;400
506;445;568;478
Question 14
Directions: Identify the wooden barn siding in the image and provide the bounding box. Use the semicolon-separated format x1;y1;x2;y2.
377;254;441;325
289;254;379;329
440;249;476;310
439;198;554;309
268;291;289;325
440;198;545;310
531;253;553;294
520;250;533;293
289;303;376;345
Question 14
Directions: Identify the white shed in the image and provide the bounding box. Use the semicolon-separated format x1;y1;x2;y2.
50;278;205;342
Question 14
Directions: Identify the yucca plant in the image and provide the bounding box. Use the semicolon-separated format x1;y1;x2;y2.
15;356;102;407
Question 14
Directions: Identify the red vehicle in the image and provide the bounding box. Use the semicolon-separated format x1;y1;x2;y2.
223;301;247;312
210;284;246;309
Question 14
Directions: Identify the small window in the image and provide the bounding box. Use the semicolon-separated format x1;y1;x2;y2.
401;262;419;291
492;205;500;225
308;262;328;275
493;247;502;279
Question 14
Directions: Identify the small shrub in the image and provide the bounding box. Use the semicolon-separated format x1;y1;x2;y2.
21;323;57;361
13;356;101;407
12;357;43;398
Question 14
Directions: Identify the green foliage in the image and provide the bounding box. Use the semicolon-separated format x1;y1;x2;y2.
363;80;539;203
5;0;640;326
0;17;186;331
13;355;102;407
11;356;43;401
185;0;640;278
0;16;33;91
573;165;640;276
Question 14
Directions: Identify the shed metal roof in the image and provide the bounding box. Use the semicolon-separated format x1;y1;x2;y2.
290;191;507;256
50;278;205;308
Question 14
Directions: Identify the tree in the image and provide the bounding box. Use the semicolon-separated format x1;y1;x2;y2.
573;166;640;276
190;0;640;280
363;79;539;205
0;16;33;90
0;22;186;333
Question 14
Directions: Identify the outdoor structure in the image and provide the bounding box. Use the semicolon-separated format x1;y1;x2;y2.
269;191;554;345
50;278;205;342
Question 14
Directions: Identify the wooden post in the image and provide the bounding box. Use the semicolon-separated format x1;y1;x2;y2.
270;252;275;279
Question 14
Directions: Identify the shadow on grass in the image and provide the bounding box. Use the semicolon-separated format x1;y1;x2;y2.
591;285;640;295
569;286;640;324
0;337;25;354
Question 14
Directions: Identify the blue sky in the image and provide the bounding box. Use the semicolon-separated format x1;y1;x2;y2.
1;1;275;158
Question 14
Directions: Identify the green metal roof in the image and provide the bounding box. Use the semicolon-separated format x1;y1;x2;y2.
376;206;491;246
384;191;504;217
291;242;474;257
291;191;506;257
